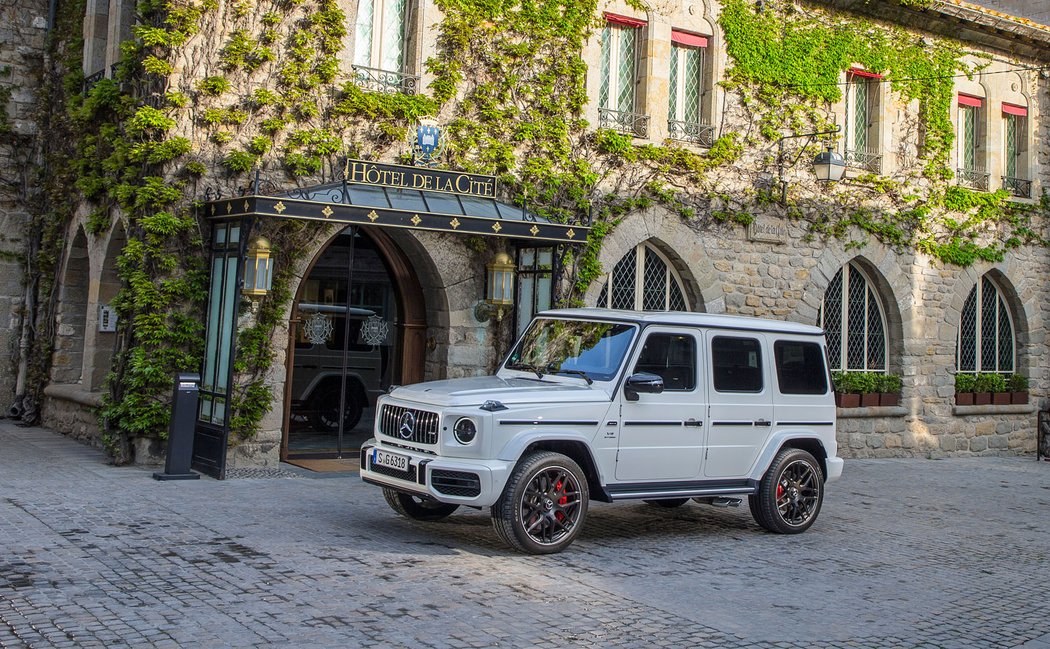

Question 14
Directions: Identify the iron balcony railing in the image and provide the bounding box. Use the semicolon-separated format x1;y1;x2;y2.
599;108;650;138
957;167;990;192
844;147;883;174
1002;176;1032;199
350;65;420;95
667;120;715;147
83;69;105;91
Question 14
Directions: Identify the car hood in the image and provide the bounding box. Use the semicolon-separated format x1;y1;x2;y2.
387;375;610;408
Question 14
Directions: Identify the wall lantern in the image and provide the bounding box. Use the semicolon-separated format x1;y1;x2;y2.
475;252;515;322
777;126;844;203
243;236;273;298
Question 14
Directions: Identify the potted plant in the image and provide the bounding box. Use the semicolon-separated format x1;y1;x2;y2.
973;373;1007;406
1007;373;1029;405
955;373;976;405
832;371;861;408
858;372;881;407
877;374;902;407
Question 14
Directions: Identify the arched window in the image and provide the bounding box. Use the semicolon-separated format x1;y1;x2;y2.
958;275;1014;373
597;243;689;311
818;262;887;372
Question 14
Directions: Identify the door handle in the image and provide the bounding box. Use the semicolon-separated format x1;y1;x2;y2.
684;419;703;427
754;419;771;427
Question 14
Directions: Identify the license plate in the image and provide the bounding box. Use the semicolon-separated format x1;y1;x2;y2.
372;449;410;472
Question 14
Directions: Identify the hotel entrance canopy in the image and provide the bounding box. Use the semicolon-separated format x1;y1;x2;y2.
203;161;589;245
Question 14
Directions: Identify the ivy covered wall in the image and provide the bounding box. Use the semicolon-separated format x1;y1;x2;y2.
17;0;1050;462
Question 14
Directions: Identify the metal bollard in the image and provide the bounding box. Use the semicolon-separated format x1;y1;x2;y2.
153;372;202;481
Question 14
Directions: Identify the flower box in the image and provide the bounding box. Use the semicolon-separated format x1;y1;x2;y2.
860;392;880;407
955;392;974;406
836;393;861;408
974;392;992;406
993;392;1012;405
879;392;899;407
1011;391;1029;405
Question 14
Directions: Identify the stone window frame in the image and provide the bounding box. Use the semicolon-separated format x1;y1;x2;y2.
842;68;884;174
596;241;690;311
956;91;991;191
666;28;716;147
82;0;136;79
817;260;889;374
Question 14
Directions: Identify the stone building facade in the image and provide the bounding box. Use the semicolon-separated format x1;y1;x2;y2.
19;0;1050;470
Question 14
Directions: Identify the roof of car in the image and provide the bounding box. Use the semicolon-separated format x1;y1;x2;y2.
536;308;825;336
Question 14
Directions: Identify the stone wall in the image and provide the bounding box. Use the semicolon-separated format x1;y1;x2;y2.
0;0;47;412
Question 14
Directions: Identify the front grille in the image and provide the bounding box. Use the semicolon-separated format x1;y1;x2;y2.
379;405;440;445
431;470;481;498
369;461;415;482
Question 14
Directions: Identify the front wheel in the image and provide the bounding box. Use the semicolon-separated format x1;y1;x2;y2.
491;451;589;554
750;448;824;534
383;488;459;521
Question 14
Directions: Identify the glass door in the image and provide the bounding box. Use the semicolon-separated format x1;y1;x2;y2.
287;227;401;457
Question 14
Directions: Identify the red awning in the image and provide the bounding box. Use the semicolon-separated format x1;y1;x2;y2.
604;12;646;28
1002;102;1028;117
849;68;883;79
671;29;708;47
958;94;984;108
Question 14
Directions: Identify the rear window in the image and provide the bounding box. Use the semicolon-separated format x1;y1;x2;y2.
774;340;828;395
712;336;763;393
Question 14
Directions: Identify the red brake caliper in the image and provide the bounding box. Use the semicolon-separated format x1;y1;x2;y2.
555;480;567;521
776;483;785;500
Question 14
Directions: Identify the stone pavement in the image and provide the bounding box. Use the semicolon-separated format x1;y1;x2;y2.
3;420;1050;648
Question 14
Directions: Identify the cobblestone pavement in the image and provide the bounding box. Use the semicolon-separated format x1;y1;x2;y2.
4;421;1050;648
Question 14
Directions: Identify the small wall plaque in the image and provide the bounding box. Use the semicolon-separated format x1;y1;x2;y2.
747;218;787;244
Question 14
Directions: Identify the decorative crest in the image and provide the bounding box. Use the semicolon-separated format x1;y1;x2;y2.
411;116;445;167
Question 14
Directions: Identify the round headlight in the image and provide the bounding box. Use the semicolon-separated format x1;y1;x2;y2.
453;418;477;444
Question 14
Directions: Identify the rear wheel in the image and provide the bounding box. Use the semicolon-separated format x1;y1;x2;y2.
492;451;589;554
383;488;459;521
750;448;824;534
644;498;689;508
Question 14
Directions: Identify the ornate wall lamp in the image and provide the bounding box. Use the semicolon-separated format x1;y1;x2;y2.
475;252;515;322
777;126;845;203
242;236;273;298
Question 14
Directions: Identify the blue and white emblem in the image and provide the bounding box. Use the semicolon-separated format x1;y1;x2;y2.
412;116;444;167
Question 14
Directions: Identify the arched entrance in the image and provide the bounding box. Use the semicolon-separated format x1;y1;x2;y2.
283;225;425;459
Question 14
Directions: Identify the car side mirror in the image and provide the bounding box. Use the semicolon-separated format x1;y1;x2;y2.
624;372;664;401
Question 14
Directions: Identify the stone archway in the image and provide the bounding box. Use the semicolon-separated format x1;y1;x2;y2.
88;221;125;390
52;227;90;384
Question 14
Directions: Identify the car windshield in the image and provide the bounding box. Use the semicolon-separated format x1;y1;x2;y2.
505;318;636;382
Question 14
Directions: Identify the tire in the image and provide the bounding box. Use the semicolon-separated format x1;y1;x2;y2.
644;498;689;508
750;448;824;534
383;488;459;521
309;383;363;432
491;451;589;554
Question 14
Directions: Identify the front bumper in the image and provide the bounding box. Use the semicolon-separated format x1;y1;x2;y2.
360;439;514;508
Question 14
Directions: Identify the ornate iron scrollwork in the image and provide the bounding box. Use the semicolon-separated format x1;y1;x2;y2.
844;148;884;174
350;65;420;95
667;120;715;147
1002;176;1032;199
598;108;650;138
957;167;990;192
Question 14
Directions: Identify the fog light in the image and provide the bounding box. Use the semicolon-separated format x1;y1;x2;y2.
453;418;477;444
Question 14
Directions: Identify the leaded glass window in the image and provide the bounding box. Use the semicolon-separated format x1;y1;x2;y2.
353;0;406;72
516;247;554;337
960;103;980;172
668;42;704;124
597;243;689;311
599;22;637;114
817;262;887;372
957;276;1014;374
846;74;874;152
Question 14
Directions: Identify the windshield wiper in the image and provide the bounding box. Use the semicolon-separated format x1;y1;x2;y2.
545;365;593;385
506;362;544;379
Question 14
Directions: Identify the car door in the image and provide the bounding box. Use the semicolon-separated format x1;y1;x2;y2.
615;327;706;481
704;332;775;478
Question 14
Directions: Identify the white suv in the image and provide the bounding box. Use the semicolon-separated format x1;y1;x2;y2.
360;308;843;554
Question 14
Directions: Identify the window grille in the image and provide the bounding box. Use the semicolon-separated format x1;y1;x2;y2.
957;276;1014;374
817;262;887;372
597;243;689;311
352;0;408;92
667;41;712;145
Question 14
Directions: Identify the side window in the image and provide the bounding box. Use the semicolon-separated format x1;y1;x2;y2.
774;340;828;395
712;336;762;393
632;333;696;391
